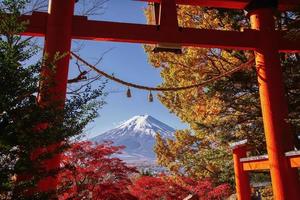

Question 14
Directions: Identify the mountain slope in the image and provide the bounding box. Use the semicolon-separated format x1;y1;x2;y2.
91;115;175;164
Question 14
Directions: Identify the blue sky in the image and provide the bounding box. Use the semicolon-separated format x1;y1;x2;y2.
70;0;188;138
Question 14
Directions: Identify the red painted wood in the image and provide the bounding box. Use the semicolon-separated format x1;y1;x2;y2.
71;19;258;50
36;0;75;192
290;157;300;168
138;0;300;11
19;13;300;52
242;159;270;171
250;8;300;200
233;147;251;200
159;0;178;33
240;155;300;170
19;12;47;37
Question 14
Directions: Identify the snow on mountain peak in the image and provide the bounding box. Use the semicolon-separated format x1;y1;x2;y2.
116;115;175;137
90;115;175;163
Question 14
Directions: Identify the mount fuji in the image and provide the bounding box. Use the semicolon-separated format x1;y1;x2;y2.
91;115;175;165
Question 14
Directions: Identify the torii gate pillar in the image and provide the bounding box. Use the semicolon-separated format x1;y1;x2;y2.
36;0;75;192
249;7;300;199
232;143;251;200
40;0;74;102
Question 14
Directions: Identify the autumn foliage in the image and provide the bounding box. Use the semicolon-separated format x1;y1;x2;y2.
145;4;300;185
55;142;231;200
130;175;231;200
58;141;137;200
130;176;190;200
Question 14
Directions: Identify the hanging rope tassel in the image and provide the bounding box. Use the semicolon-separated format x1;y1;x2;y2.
148;91;154;102
126;88;132;98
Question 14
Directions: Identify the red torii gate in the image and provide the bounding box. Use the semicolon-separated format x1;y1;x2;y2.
16;0;300;199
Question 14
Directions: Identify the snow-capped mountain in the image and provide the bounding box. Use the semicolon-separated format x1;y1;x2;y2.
91;115;175;165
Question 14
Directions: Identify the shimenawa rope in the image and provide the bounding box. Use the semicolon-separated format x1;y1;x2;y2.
70;51;254;92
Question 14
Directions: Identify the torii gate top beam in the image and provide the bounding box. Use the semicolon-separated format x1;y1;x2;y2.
20;11;300;52
138;0;299;11
18;0;300;53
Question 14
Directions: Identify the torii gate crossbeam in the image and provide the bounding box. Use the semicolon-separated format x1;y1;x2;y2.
138;0;300;10
13;0;300;199
21;12;300;51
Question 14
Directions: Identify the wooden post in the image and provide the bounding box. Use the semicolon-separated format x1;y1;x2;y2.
36;0;75;192
249;7;300;199
231;140;251;200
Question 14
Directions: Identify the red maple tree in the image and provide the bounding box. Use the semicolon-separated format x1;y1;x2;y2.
56;141;231;199
130;176;190;200
189;178;232;199
58;141;137;200
130;175;231;200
